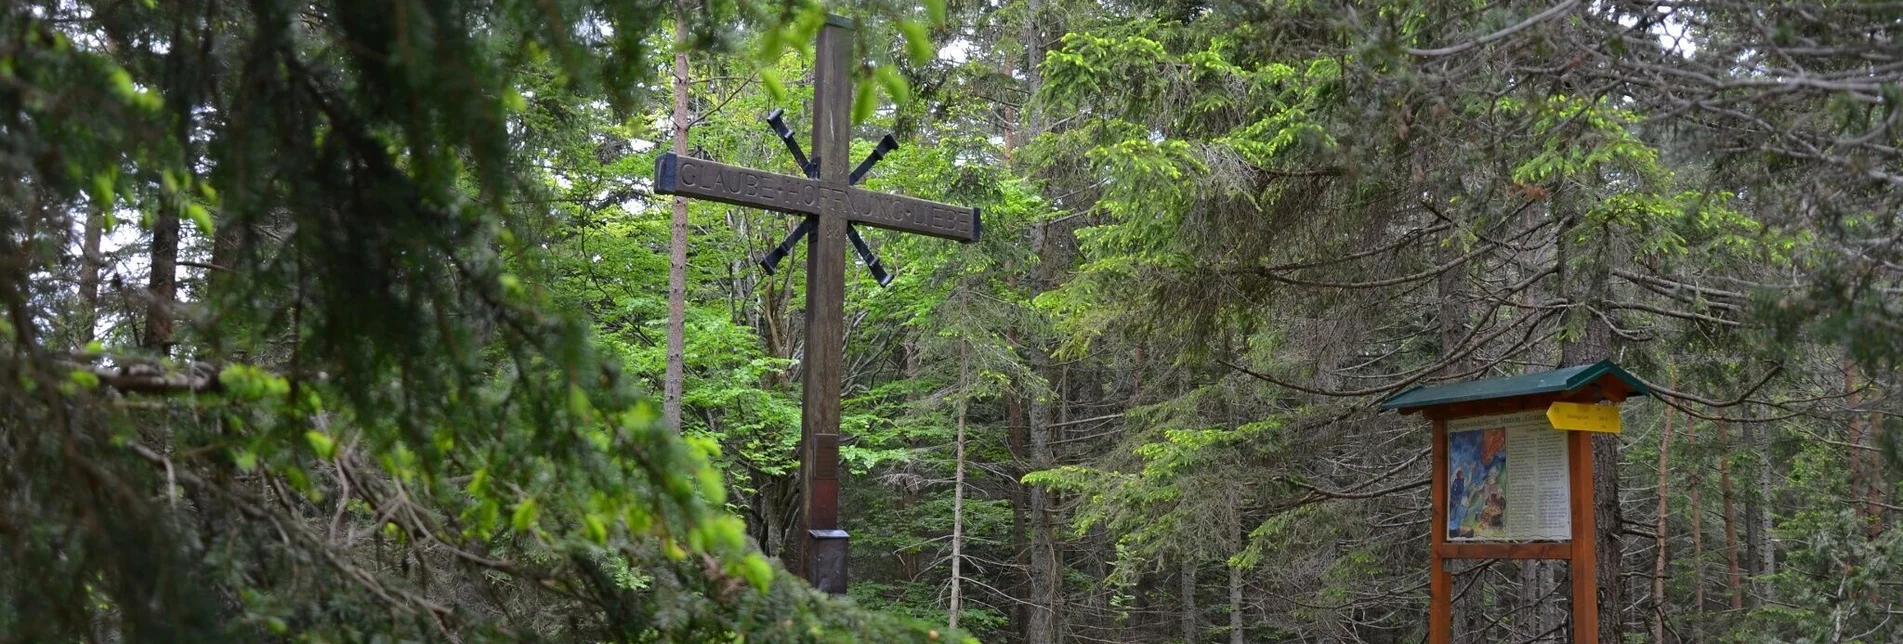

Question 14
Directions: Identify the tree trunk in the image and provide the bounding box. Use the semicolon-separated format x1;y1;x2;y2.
1000;54;1017;161
1652;369;1677;643
1753;407;1775;606
1217;361;1243;644
1132;343;1145;402
745;227;800;559
1026;390;1060;644
1720;419;1742;611
1019;0;1047;140
1430;201;1490;639
1741;403;1776;608
998;8;1043;633
1590;381;1624;642
1517;562;1548;642
144;17;192;356
949;341;969;630
1007;386;1030;641
1689;417;1703;620
206;224;240;302
1436;234;1469;376
143;202;179;354
1025;234;1062;644
1846;362;1871;535
1517;203;1560;643
1228;497;1244;644
78;208;104;344
1180;557;1197;644
662;4;691;431
895;342;924;580
1743;418;1761;610
1868;398;1887;542
1019;4;1061;617
1557;212;1621;644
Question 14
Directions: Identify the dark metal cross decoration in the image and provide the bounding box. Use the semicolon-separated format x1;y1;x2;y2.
651;15;980;594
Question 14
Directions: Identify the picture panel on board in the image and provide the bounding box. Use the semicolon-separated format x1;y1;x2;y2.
1445;410;1571;542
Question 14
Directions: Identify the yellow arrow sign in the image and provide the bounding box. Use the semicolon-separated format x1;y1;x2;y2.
1547;402;1622;433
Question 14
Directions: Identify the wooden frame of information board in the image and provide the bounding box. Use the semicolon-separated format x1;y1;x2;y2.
1381;360;1648;644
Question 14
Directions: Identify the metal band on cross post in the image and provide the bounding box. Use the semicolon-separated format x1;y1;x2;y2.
652;15;980;594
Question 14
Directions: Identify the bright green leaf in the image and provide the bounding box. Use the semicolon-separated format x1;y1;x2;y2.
898;21;933;65
304;431;337;460
232;449;258;472
583;513;609;544
67;369;99;390
185;203;214;236
875;65;910;106
511;498;539;532
851;81;876;125
760;68;787;103
736;554;773;592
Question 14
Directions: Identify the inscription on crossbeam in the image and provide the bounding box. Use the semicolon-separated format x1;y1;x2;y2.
655;152;981;243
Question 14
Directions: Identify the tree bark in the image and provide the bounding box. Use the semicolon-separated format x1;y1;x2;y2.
1846;362;1873;537
1446;260;1483;637
997;11;1038;635
895;342;924;580
1720;418;1742;611
1024;223;1062;643
1018;0;1047;140
1026;389;1060;644
1652;369;1677;643
1000;53;1017;161
1007;385;1030;641
1518;203;1559;643
1558;212;1621;644
662;3;691;431
78;208;104;345
1752;407;1775;606
1689;416;1703;619
1228;497;1244;644
1436;234;1469;377
1019;5;1062;628
1592;434;1624;641
1868;399;1887;542
142;202;179;354
144;16;192;357
1743;418;1761;610
949;341;969;630
1180;557;1197;644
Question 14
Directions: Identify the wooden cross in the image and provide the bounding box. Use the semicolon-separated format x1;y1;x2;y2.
652;15;980;594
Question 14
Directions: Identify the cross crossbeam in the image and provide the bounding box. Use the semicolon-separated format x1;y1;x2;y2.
653;153;980;242
650;14;980;594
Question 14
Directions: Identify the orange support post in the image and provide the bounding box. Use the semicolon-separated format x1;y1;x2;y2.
1568;429;1599;644
1429;418;1452;644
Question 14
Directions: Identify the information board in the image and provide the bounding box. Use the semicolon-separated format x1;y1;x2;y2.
1445;410;1571;542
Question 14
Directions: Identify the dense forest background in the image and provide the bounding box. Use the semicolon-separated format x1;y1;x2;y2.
4;0;1901;642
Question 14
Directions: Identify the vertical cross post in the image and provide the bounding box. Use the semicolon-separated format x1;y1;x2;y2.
650;14;981;595
797;15;854;594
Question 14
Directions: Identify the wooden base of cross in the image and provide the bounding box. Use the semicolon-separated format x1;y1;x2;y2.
653;15;980;594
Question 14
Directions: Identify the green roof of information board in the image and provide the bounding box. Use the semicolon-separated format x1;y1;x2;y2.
1380;360;1649;411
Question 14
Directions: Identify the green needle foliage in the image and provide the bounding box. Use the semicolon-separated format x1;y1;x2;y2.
0;0;964;640
7;0;1903;641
